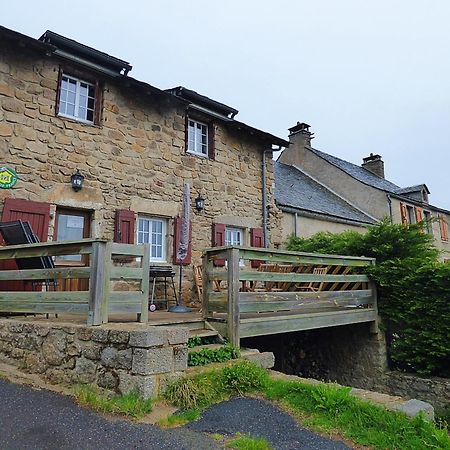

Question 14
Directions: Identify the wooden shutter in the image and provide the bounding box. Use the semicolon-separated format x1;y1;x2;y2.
0;198;51;291
414;207;423;223
439;215;449;241
400;202;408;225
250;227;264;268
185;114;189;153
1;198;50;241
55;66;63;117
173;217;192;265
208;123;215;160
94;80;103;125
212;223;226;267
114;209;135;244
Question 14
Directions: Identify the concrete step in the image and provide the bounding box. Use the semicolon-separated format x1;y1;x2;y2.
189;328;219;339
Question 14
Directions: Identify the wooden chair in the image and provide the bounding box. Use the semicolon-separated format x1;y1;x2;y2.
297;266;329;292
249;264;293;292
193;265;222;302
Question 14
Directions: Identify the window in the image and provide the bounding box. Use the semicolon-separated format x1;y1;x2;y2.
423;211;433;235
187;119;208;156
137;217;167;262
58;74;96;124
406;205;415;224
225;227;243;246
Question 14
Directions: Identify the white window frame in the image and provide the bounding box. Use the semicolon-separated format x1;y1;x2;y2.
58;74;96;124
225;227;244;246
137;216;167;263
187;118;208;157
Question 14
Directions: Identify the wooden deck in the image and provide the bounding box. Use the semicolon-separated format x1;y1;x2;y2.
202;246;378;346
0;240;378;346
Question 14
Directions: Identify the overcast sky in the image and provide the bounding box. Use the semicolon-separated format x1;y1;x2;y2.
3;0;450;208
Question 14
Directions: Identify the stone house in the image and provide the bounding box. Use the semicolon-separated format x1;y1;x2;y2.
0;26;288;300
277;122;450;258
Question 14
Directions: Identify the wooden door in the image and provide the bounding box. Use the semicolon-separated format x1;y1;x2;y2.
0;198;50;291
54;208;91;291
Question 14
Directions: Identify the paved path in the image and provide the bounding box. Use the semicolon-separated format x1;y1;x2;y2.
0;380;349;450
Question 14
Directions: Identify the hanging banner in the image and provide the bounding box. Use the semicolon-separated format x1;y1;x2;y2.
0;166;17;189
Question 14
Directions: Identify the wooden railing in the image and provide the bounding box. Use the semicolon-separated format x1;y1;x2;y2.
202;246;377;346
0;239;150;325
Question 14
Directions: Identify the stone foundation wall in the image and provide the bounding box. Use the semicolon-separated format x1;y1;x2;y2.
374;371;450;412
0;318;188;399
243;323;449;411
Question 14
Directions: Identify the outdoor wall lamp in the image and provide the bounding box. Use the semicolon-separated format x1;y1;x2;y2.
71;169;85;192
195;192;205;212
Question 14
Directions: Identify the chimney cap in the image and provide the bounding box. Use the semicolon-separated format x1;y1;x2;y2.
288;122;311;135
362;153;382;164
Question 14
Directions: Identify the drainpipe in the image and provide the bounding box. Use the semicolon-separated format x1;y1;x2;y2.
387;194;393;223
262;146;282;248
294;212;299;237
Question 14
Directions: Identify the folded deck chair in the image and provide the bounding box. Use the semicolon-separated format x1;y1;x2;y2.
0;220;56;289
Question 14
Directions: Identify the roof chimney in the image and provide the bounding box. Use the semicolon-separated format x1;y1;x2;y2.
362;153;385;178
288;122;314;148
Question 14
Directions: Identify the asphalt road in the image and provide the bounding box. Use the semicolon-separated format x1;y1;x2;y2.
0;379;349;450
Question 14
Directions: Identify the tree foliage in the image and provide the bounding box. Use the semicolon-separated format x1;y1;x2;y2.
286;220;450;377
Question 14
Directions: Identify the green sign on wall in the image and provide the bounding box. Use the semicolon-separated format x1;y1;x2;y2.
0;166;17;189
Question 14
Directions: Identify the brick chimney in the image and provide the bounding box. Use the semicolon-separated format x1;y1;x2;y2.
362;153;385;178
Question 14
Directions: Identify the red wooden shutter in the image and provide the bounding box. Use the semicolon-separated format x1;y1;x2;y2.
208;123;215;160
414;207;423;223
1;198;50;241
250;227;264;268
212;223;226;267
400;202;408;225
0;198;51;291
114;209;135;244
173;217;192;265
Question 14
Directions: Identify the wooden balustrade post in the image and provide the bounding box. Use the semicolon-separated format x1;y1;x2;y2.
227;247;240;347
139;243;150;323
369;259;379;334
202;252;213;319
88;241;110;326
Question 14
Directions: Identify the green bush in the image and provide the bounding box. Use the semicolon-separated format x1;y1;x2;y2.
188;344;240;367
286;220;450;376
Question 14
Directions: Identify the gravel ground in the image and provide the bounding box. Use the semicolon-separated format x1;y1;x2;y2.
188;397;350;450
0;379;349;450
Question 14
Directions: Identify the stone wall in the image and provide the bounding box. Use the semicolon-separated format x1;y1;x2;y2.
243;323;449;412
0;318;188;399
0;42;283;303
374;371;450;413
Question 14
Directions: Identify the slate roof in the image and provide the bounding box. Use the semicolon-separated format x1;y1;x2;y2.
396;184;430;195
274;162;375;224
310;147;402;193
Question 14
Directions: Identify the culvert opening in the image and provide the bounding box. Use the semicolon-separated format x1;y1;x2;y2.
241;322;387;389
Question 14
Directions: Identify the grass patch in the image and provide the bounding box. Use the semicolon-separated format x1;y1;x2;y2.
162;361;450;450
263;378;450;450
159;409;201;427
74;385;153;419
225;433;272;450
